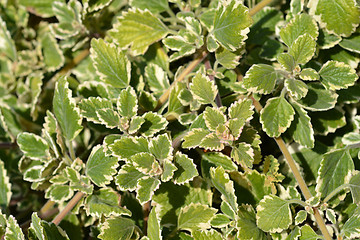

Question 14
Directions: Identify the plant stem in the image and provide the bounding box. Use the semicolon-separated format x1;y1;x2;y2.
155;50;208;111
40;200;56;215
249;0;273;16
52;192;84;225
323;184;350;204
67;140;76;161
250;96;332;240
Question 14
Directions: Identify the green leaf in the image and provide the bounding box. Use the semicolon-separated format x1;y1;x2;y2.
110;9;169;55
161;159;177;182
192;229;222;240
231;143;254;169
279;13;318;47
210;214;231;228
299;225;321;240
177;203;217;232
132;153;162;176
340;206;360;239
260;97;295;138
228;98;254;121
53;76;83;141
41;32;64;72
199;133;224;151
311;108;346;135
296;83;338;111
295;210;307;225
319;60;358;91
243;64;278;94
96;108;121;129
17;133;49;160
117;87;138;118
110;136;149;161
215;47;241;69
285;79;308;100
299;68;319;81
211;0;252;51
145;63;170;95
0;17;17;61
189;72;218;105
149;134;172;161
309;0;360;37
277;53;296;72
29;213;45;240
174;152;198;185
139;112;168;137
256;195;292;233
85;188;131;218
0;106;22;140
0;160;11;208
182;128;211;149
128;116;145;134
130;0;169;14
163;35;196;62
45;184;74;202
349;172;360;204
20;0;57;18
245;170;272;202
202;152;237;172
136;177;161;204
148;208;161;240
167;82;186;117
86;145;119;187
287;103;314;148
83;0;113;12
210;167;237;214
343;132;360;145
115;163;146;191
5;215;25;240
203;107;226;131
41;221;69;240
237;205;267;240
339;34;360;54
316;148;354;198
99;216;135;240
79;97;113;124
90;38;131;88
289;34;316;65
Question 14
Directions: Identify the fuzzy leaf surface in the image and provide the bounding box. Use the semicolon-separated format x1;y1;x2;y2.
309;0;360;37
319;60;358;91
110;9;168;55
212;0;252;51
17;133;49;160
285;79;308;100
0;160;11;208
243;64;278;94
256;195;292;233
149;134;172;161
316;148;354;198
86;145;119;187
260;97;295;138
203;107;226;131
189;72;217;105
296;83;337;111
174;152;198;185
148;208;162;240
110;136;149;160
182;128;211;149
137;177;161;204
115;164;146;191
288;103;314;148
289;34;316;65
237;205;267;240
279;13;318;46
79;97;113;124
340;206;360;239
53;77;83;141
130;0;168;14
210;167;237;214
98;216;135;240
0;17;16;61
117;87;138;118
85;188;131;218
91;38;130;88
177;203;217;232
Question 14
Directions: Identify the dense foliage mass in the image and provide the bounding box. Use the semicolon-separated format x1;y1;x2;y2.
0;0;359;239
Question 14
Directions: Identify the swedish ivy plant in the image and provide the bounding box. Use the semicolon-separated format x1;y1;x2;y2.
0;0;360;239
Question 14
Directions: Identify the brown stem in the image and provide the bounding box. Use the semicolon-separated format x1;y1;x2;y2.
249;0;273;16
249;95;332;240
52;192;84;225
155;50;208;111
